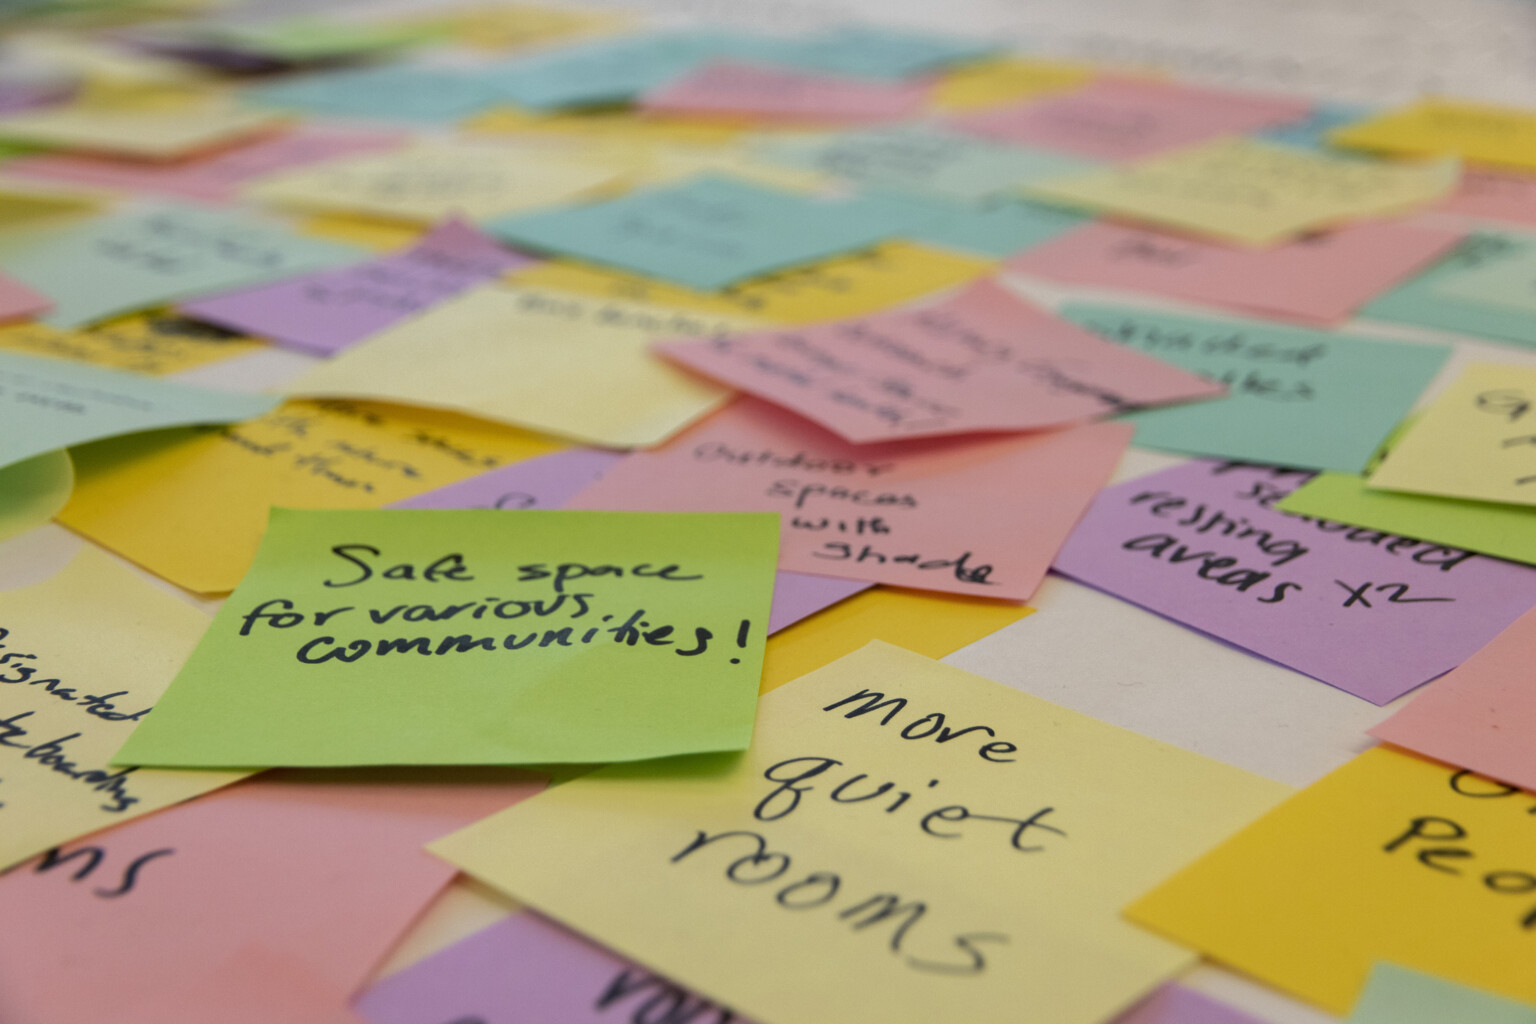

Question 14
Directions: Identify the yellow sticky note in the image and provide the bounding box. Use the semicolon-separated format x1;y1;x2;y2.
245;140;623;225
511;242;995;325
58;398;560;594
761;588;1033;694
1367;363;1536;506
1332;98;1536;172
465;106;750;148
298;213;425;253
431;641;1289;1024
415;4;623;51
284;284;754;448
1128;745;1536;1013
0;314;263;376
0;102;282;160
0;450;72;544
929;58;1096;112
1026;137;1459;246
0;546;247;871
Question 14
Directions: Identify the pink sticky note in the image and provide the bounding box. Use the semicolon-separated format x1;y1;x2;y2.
1435;166;1536;228
1051;460;1536;705
356;910;756;1024
0;272;50;323
1007;219;1466;324
1371;603;1536;792
948;78;1310;161
642;61;929;122
0;770;543;1024
566;397;1131;600
179;219;533;355
3;124;405;203
1110;985;1268;1024
657;278;1222;443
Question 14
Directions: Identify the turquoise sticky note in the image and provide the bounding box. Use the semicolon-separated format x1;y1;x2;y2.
0;350;276;471
0;203;362;328
480;32;727;111
1429;237;1536;312
1259;103;1374;151
1061;304;1450;473
487;174;929;291
1348;964;1536;1024
1361;231;1536;349
903;195;1089;257
760;25;997;79
248;65;503;122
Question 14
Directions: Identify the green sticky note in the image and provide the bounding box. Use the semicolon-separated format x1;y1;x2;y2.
0;350;276;471
0;449;71;543
114;508;781;768
1061;303;1450;473
903;195;1088;258
0;202;363;328
1430;237;1536;313
1361;232;1536;350
1348;964;1536;1023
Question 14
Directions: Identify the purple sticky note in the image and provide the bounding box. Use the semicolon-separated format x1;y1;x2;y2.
179;219;532;356
1110;985;1268;1024
1052;460;1536;705
356;911;753;1024
391;448;870;632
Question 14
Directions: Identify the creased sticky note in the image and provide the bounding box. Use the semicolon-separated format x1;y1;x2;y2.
1330;98;1536;172
179;220;531;356
1063;304;1450;472
928;57;1095;112
0;349;276;471
1368;364;1536;506
430;641;1289;1024
1347;963;1536;1024
0;312;264;375
1437;167;1536;229
1128;745;1536;1013
1052;460;1536;704
0;768;544;1023
248;65;503;123
284;284;751;447
0;547;246;871
1361;231;1536;349
486;175;931;291
0;272;48;323
642;62;929;122
116;508;779;768
0;449;71;543
0;202;363;328
1009;219;1466;324
246;139;623;226
950;79;1310;161
0;101;282;159
1026;137;1459;246
657;278;1222;443
567;397;1131;600
57;398;561;594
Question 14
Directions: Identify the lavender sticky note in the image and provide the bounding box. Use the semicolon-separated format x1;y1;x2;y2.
180;220;531;356
1052;460;1536;705
1110;985;1268;1024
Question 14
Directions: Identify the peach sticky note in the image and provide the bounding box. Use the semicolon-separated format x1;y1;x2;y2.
642;61;929;123
1437;167;1536;229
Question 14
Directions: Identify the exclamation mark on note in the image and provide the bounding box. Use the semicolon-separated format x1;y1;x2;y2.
730;619;750;664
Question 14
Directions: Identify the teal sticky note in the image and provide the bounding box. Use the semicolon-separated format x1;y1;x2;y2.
486;174;930;291
0;350;276;471
248;65;503;122
1061;304;1451;473
480;32;729;111
1429;236;1536;312
1361;232;1536;349
758;25;998;79
1348;964;1536;1024
902;195;1089;257
0;202;363;328
1259;103;1374;150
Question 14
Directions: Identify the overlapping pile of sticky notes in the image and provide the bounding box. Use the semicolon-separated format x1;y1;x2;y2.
5;2;1536;1023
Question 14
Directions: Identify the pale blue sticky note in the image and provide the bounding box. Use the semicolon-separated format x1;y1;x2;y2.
0;350;276;471
1061;303;1451;473
0;202;363;328
1361;231;1536;349
248;65;502;122
759;25;998;79
895;195;1088;257
479;32;729;111
1259;103;1374;151
1348;964;1536;1024
486;174;931;291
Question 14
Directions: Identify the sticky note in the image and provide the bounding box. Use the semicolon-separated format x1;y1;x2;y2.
0;202;364;328
284;284;751;448
485;175;930;291
928;57;1096;112
0;547;246;870
1009;219;1466;324
905;195;1088;258
950;79;1310;161
248;65;503;122
1062;304;1450;472
1428;237;1536;313
1346;964;1536;1024
0;101;282;159
1368;364;1536;506
1361;231;1536;349
656;278;1223;443
1330;98;1536;172
479;31;725;111
430;642;1289;1024
180;220;531;356
642;62;929;122
0;768;544;1022
759;25;996;79
0;272;48;323
1027;138;1458;246
245;140;623;226
0;349;275;471
424;4;619;51
1127;745;1536;1013
1051;460;1536;705
1114;985;1271;1024
57;398;561;594
0;313;264;375
0;450;71;543
1437;167;1536;229
1258;103;1374;151
567;397;1132;600
115;508;779;768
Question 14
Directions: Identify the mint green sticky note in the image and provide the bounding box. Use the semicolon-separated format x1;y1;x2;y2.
904;195;1088;257
758;25;997;79
1348;964;1536;1024
1361;232;1536;349
114;509;780;768
0;350;276;471
0;202;362;328
249;65;502;122
1430;237;1536;313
